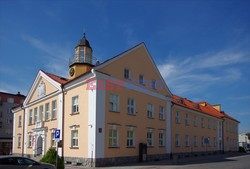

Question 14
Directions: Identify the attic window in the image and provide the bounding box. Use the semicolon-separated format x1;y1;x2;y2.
124;68;131;80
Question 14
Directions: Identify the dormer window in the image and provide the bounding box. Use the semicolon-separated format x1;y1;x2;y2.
124;68;130;80
139;74;144;85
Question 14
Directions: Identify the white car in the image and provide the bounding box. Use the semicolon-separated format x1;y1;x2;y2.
0;156;55;169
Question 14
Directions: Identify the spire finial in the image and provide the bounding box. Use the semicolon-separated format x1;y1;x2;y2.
83;32;86;38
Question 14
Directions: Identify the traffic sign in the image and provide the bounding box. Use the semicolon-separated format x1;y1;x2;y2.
55;129;60;139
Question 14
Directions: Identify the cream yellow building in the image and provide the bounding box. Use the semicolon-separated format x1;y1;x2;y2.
12;35;239;167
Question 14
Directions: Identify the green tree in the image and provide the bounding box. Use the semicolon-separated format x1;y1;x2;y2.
40;148;64;169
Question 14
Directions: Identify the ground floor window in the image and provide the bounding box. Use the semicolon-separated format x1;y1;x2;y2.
147;130;154;146
28;135;32;147
127;130;134;147
109;128;118;147
159;131;165;146
18;136;21;148
51;132;56;147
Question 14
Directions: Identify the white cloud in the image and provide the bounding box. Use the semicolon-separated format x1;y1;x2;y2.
158;47;249;95
21;34;71;77
227;95;250;101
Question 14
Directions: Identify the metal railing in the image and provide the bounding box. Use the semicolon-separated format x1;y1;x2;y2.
69;54;98;66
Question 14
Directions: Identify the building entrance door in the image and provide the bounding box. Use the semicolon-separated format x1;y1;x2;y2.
36;136;43;156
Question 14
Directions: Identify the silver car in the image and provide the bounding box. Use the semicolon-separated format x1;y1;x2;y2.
0;156;55;169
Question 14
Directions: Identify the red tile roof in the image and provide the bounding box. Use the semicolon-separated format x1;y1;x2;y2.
172;95;239;122
42;70;69;84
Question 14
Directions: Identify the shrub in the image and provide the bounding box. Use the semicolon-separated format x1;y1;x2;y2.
40;148;64;169
239;146;246;153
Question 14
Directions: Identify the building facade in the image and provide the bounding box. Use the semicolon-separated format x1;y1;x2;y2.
0;92;25;155
12;35;239;167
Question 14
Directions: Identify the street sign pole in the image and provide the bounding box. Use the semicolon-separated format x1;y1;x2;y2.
56;141;58;169
54;129;60;169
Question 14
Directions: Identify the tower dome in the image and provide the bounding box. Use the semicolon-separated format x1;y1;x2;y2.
75;33;91;49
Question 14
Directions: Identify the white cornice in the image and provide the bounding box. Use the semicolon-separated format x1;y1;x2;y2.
23;91;61;108
23;70;62;106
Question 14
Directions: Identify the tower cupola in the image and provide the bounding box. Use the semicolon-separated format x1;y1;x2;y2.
69;33;95;79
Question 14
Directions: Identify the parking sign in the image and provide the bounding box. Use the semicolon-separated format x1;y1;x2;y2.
55;129;60;139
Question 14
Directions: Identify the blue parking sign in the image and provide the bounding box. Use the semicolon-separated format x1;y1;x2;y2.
55;129;60;139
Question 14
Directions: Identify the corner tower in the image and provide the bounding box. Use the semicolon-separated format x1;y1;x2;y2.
68;33;94;79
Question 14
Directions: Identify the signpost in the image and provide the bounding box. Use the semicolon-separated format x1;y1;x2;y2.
55;129;60;169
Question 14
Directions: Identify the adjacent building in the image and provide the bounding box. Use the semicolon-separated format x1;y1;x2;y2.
0;92;25;155
12;35;239;167
239;133;250;151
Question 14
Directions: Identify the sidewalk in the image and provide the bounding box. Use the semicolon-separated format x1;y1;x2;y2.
65;152;249;169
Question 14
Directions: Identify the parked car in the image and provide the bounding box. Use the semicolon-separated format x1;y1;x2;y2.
0;156;55;169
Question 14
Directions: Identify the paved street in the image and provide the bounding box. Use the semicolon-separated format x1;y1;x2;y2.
65;153;250;169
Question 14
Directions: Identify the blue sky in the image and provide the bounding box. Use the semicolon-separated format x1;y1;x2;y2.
0;0;249;132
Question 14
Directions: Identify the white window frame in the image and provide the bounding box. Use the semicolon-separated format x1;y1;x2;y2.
51;132;56;147
147;130;154;147
159;106;165;120
72;96;79;114
34;107;37;123
29;109;32;125
139;74;144;85
185;113;189;125
109;127;119;147
18;136;21;148
147;103;154;118
124;68;131;80
45;103;50;121
28;135;32;147
159;130;165;147
51;100;57;119
39;105;43;122
126;129;135;147
127;98;135;115
175;111;180;124
71;130;78;147
109;94;119;112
